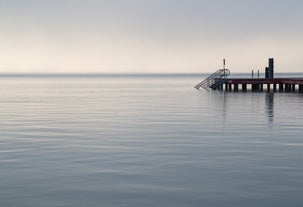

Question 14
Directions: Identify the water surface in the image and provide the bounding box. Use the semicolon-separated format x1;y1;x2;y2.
1;74;303;207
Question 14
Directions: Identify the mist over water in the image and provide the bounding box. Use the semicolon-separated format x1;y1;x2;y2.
1;75;303;207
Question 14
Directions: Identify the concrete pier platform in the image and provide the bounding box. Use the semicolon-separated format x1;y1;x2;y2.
221;78;303;93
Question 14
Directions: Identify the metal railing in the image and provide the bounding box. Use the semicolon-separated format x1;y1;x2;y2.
195;69;230;90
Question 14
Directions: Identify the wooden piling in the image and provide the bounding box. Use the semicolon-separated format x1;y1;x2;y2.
218;78;303;93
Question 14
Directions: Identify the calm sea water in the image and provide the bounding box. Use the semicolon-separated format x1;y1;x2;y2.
1;74;303;207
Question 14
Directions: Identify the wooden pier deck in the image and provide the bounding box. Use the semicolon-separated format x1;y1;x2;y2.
221;78;303;92
195;58;303;92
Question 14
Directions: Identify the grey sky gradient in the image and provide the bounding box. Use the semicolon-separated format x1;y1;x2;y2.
1;0;303;73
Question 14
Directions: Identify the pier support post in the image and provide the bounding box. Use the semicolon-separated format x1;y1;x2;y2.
267;83;271;92
252;84;260;92
286;84;291;92
242;84;247;92
228;84;232;91
273;84;277;92
299;85;303;93
234;84;239;92
290;84;293;92
292;84;296;93
225;83;228;91
260;84;263;92
285;84;288;92
279;83;284;92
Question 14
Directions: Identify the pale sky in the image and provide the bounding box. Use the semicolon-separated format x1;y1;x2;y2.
0;0;303;73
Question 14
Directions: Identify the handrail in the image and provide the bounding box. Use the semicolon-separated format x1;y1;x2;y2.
195;69;230;90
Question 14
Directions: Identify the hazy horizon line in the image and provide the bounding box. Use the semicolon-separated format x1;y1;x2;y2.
0;72;302;77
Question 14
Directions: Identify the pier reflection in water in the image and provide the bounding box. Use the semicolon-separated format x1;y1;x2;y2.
265;93;274;125
209;91;276;128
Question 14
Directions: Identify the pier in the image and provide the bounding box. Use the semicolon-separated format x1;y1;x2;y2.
195;58;303;93
222;78;303;93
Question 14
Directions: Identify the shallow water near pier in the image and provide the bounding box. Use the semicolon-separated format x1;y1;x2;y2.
1;74;303;207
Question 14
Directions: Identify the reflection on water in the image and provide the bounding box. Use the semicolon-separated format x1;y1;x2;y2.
209;91;275;126
266;93;274;125
211;91;276;128
1;76;303;207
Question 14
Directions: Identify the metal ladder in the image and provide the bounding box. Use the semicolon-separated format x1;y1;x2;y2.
195;69;230;90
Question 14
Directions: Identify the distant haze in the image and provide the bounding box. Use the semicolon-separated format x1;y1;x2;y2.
1;0;303;73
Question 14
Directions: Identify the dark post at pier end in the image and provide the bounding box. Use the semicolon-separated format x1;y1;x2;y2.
265;58;274;79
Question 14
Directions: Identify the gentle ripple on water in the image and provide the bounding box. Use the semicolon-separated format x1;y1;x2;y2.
0;75;303;207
